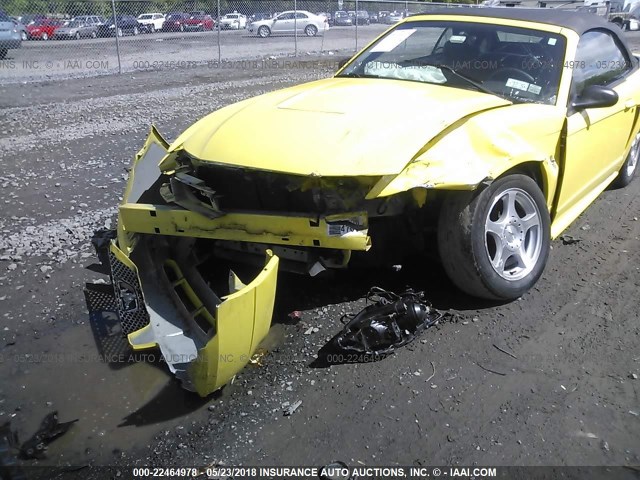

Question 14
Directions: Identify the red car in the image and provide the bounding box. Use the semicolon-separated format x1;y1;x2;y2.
183;14;214;31
27;18;64;40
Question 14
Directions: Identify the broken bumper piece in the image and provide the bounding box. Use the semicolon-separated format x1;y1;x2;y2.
108;236;278;397
103;126;279;396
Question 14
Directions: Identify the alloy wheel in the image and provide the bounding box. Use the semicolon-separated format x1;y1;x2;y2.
484;188;543;281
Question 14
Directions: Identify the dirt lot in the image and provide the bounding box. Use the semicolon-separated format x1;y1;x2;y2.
0;25;385;82
0;33;639;479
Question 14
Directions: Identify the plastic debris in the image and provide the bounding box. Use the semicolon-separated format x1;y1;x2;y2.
20;411;78;459
283;400;302;416
316;287;444;365
560;234;581;245
249;348;268;367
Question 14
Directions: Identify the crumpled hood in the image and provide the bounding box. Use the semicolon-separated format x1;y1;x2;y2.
169;77;510;176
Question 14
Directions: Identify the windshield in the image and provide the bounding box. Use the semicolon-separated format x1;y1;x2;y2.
338;20;566;105
139;14;152;19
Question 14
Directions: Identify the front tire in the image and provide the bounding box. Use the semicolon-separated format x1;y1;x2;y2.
438;174;550;300
75;32;81;40
305;24;318;36
21;31;27;41
612;132;640;188
258;25;270;37
42;32;48;40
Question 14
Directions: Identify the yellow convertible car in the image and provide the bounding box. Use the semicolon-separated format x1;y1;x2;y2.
104;8;640;395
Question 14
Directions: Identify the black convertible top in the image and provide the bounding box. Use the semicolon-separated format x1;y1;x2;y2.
412;7;635;57
416;7;613;34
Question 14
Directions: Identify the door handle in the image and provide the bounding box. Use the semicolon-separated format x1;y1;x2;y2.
625;99;636;110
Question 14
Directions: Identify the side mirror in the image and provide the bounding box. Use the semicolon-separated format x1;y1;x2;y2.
337;57;351;69
571;85;619;110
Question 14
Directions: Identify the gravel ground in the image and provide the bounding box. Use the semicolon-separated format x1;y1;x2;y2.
0;34;640;478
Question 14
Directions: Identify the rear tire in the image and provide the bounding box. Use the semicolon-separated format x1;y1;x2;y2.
438;174;550;300
42;32;49;40
21;31;27;41
258;25;270;37
75;32;80;40
612;132;640;188
150;25;155;33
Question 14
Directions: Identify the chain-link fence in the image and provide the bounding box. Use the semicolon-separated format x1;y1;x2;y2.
1;0;537;81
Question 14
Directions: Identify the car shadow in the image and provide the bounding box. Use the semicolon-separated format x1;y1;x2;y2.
272;253;505;324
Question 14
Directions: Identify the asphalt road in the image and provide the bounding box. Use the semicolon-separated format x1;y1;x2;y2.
0;32;639;478
0;25;386;82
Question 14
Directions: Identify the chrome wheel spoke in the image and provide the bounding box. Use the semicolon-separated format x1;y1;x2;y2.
505;191;519;220
485;218;504;239
490;242;510;270
521;212;539;234
627;134;640;176
515;244;532;271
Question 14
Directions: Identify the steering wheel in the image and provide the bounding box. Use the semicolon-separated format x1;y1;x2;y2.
486;67;535;85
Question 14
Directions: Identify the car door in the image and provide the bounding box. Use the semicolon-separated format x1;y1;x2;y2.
273;12;294;33
294;12;309;32
556;29;639;220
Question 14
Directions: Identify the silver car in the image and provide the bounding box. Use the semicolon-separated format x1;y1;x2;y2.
54;19;97;40
0;10;21;59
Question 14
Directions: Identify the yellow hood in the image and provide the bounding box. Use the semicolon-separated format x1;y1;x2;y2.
169;77;510;176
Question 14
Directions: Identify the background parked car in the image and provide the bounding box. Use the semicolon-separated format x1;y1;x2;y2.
250;12;272;22
26;18;64;40
72;15;105;27
98;16;141;37
11;19;28;41
384;11;404;24
354;10;370;25
54;20;98;40
16;14;46;26
184;13;214;31
378;11;390;24
248;10;327;37
218;13;247;29
137;13;165;33
333;10;353;26
0;10;21;59
162;12;189;31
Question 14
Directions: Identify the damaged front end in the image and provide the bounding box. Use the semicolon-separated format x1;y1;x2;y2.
100;124;421;395
98;127;281;396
